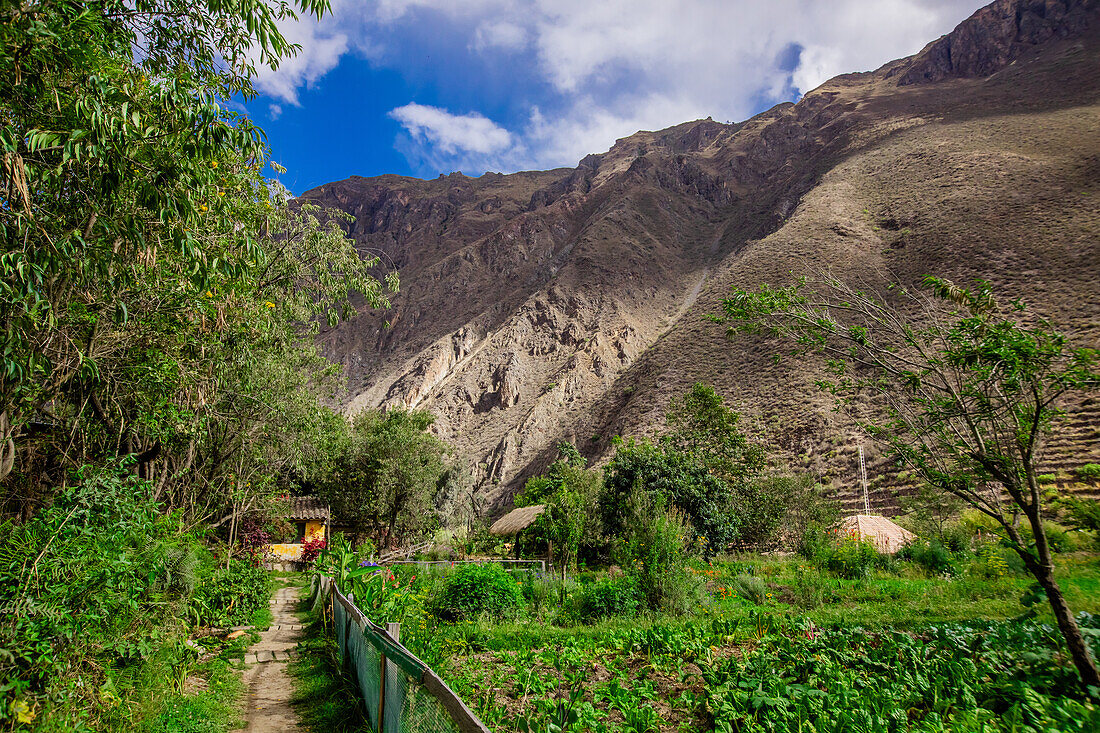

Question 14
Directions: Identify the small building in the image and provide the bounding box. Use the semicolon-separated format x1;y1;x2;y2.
266;496;331;564
839;514;915;554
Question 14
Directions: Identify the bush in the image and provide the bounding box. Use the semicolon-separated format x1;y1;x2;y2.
1074;463;1100;482
0;463;199;727
616;491;702;614
729;574;768;605
190;554;271;627
898;540;958;577
431;564;524;621
796;524;832;563
821;536;883;580
577;576;640;622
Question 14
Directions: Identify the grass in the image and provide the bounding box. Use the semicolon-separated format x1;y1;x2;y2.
287;581;372;732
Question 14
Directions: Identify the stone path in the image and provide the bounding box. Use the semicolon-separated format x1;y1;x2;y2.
236;584;306;732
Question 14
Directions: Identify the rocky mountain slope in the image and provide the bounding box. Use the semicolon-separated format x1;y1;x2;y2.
304;0;1100;515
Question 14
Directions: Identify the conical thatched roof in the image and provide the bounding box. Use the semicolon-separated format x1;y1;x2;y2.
489;504;546;536
839;514;915;554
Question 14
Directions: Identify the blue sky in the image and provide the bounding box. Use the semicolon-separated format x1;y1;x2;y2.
245;0;987;194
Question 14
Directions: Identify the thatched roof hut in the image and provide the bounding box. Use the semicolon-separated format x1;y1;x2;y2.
839;514;915;554
489;504;546;536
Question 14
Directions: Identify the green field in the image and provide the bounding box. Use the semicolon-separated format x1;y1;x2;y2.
337;553;1100;733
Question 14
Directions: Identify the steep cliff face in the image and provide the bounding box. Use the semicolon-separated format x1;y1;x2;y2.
304;0;1100;514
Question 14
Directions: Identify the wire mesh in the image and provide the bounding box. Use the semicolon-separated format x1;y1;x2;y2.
327;583;487;733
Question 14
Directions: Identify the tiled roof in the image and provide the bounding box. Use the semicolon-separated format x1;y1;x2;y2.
285;496;330;521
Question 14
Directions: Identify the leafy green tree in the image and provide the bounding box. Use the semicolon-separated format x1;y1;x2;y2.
714;273;1100;689
514;443;602;575
603;438;735;553
603;385;773;553
663;383;767;483
320;409;449;548
0;0;398;527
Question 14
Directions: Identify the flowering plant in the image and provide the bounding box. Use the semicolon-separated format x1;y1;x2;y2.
301;536;327;563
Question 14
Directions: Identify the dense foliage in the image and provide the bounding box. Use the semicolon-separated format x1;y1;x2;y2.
514;443;602;573
0;0;396;529
189;555;272;628
0;464;196;727
431;564;524;622
317;409;449;547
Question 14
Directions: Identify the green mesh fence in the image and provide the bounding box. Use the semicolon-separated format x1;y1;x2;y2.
325;581;488;733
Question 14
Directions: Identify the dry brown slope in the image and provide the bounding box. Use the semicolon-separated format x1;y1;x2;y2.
310;0;1100;513
595;29;1100;513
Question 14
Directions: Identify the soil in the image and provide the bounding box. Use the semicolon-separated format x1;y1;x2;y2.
235;586;305;732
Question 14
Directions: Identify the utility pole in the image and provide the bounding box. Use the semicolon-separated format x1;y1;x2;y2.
858;444;870;515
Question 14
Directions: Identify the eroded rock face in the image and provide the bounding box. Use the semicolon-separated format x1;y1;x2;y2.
896;0;1097;85
308;0;1100;513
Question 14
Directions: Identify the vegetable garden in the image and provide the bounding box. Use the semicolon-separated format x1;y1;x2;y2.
311;538;1100;733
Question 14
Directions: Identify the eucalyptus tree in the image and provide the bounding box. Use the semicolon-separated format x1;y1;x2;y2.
713;273;1100;689
0;1;397;521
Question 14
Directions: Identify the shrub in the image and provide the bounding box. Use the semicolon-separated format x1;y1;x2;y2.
729;574;768;605
1074;463;1100;482
796;524;832;563
577;576;640;622
898;540;958;577
301;536;327;563
0;463;199;727
821;536;883;580
615;491;702;614
1037;473;1058;485
431;564;524;621
190;555;271;627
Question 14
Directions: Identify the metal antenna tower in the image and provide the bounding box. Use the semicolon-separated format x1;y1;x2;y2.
858;444;870;514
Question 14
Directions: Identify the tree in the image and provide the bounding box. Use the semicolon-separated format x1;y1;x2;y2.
320;409;448;547
0;0;398;526
514;443;602;575
603;385;771;554
602;438;734;553
714;273;1100;689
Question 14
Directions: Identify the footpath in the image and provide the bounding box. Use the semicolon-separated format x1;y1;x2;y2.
235;584;306;732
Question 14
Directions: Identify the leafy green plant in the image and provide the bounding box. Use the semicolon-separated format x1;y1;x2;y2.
819;535;883;580
431;564;524;622
1074;464;1100;481
728;574;768;605
898;539;959;577
189;555;271;628
577;576;640;622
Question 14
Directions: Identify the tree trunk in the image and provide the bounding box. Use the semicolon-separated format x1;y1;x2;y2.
1035;564;1100;689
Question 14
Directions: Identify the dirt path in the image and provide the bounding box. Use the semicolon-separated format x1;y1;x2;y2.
236;584;306;732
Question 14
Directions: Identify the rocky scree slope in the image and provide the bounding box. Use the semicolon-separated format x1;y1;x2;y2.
304;0;1100;515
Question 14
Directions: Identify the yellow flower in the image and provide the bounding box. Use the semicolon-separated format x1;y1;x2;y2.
265;301;275;308
13;700;35;724
217;190;225;197
199;203;208;212
205;291;213;298
210;160;219;169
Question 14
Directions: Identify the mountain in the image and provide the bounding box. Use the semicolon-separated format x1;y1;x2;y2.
301;0;1100;515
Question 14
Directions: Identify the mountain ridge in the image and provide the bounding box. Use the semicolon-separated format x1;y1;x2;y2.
302;0;1100;516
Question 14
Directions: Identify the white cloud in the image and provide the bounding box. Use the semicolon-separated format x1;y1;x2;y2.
251;15;349;105
269;103;283;120
389;103;514;155
252;0;988;173
471;21;528;52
